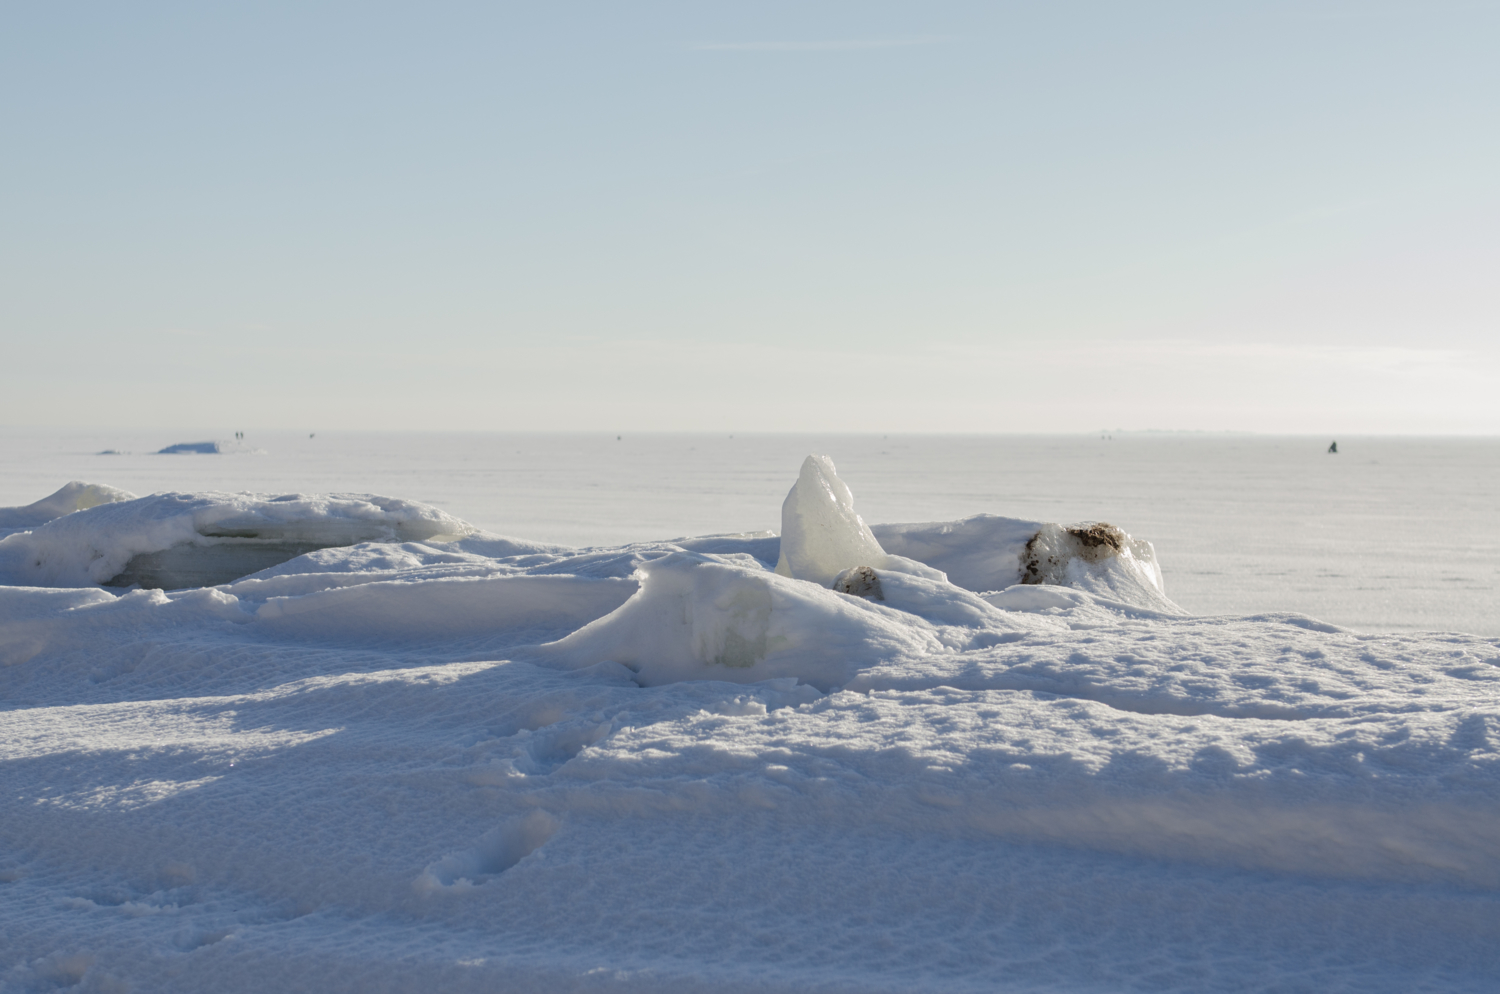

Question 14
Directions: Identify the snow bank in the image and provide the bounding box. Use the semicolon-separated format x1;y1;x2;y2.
0;491;473;590
0;481;136;531
256;573;638;643
547;552;943;688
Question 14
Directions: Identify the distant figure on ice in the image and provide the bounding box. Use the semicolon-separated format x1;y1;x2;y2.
1328;441;1338;454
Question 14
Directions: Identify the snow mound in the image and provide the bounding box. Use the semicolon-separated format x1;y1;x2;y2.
1022;520;1178;612
533;456;1179;690
872;513;1043;592
547;551;941;689
874;512;1179;613
0;490;474;590
0;480;137;531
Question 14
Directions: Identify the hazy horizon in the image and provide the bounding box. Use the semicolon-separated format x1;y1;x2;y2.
4;2;1497;433
5;426;1499;438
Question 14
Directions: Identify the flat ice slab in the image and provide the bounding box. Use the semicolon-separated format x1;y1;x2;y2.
158;440;225;454
156;439;265;455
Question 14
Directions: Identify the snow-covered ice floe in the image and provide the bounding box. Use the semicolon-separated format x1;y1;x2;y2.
156;440;264;455
2;458;1500;993
0;486;474;589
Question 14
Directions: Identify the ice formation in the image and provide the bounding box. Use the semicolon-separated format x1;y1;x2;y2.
158;441;226;454
773;454;893;585
0;489;473;589
155;439;265;456
872;512;1173;606
1019;519;1177;612
769;454;1176;613
3;461;1500;992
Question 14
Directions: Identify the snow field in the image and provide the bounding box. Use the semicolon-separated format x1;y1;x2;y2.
2;459;1499;991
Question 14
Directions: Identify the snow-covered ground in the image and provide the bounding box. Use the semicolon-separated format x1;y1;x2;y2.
3;448;1500;992
3;429;1496;635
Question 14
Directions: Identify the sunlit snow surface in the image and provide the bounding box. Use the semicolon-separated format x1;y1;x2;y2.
3;429;1496;634
3;454;1500;991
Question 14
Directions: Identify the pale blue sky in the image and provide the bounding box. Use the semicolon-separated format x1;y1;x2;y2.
3;1;1497;432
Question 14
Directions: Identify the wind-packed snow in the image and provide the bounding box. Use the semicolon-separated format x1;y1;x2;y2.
3;456;1499;992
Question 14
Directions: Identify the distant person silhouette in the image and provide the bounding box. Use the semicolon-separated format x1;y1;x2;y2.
1328;441;1338;454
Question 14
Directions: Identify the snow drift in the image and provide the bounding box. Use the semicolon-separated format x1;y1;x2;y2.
3;456;1499;993
0;490;474;590
547;551;944;688
0;480;137;531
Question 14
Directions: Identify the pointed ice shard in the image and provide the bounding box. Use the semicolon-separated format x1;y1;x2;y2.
774;455;891;586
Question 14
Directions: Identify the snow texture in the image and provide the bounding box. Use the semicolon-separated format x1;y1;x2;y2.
3;455;1500;992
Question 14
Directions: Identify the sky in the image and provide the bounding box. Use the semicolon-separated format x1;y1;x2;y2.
2;1;1497;433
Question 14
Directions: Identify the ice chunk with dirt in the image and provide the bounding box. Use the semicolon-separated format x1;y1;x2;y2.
832;565;884;600
0;481;137;531
872;513;1179;613
1020;521;1179;613
0;490;474;590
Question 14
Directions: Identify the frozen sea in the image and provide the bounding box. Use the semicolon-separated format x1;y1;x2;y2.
3;428;1496;635
3;429;1500;993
